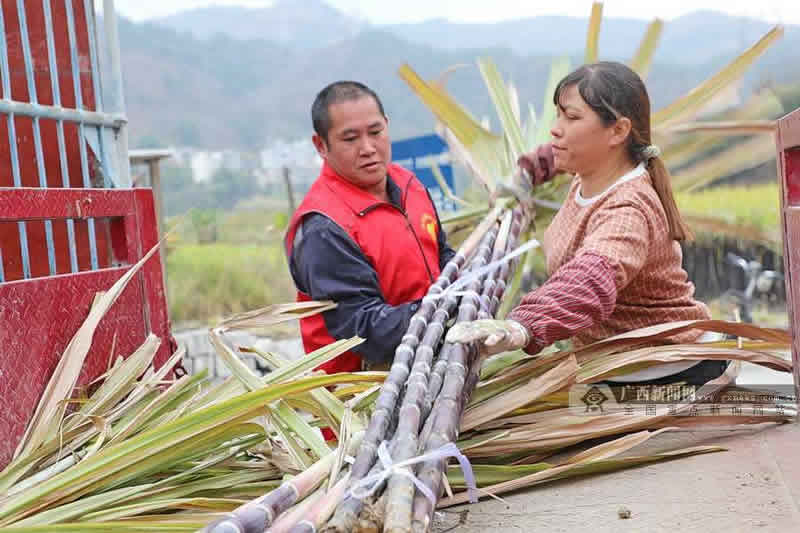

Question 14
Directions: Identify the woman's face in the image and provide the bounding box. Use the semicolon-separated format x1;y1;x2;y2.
549;84;621;176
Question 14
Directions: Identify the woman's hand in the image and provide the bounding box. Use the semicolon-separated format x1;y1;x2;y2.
445;319;530;357
518;143;557;186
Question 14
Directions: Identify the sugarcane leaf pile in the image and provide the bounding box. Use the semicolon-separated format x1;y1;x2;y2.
0;221;794;533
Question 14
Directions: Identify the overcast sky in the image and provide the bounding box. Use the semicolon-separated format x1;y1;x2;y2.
107;0;800;25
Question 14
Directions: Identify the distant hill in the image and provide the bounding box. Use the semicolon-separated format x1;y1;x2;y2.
121;4;800;150
154;0;365;48
153;4;791;66
384;11;783;66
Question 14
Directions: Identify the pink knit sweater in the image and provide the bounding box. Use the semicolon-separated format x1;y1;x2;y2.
509;164;710;354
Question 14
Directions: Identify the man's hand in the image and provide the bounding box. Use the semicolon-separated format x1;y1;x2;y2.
445;319;530;357
518;143;557;186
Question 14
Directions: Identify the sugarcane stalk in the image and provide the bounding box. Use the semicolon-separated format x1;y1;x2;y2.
411;343;478;533
383;225;500;532
289;473;350;533
203;431;363;533
5;451;83;496
421;344;452;421
323;207;505;533
268;486;325;533
322;284;452;532
418;209;521;449
411;208;529;533
323;296;472;531
459;210;527;416
423;209;525;417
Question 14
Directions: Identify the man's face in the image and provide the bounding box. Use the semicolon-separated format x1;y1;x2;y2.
313;97;391;192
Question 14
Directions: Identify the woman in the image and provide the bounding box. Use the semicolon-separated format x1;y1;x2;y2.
447;61;726;386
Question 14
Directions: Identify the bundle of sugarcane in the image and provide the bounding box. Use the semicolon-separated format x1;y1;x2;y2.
315;204;525;533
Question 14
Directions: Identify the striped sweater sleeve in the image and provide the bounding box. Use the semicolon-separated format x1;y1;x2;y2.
507;252;618;355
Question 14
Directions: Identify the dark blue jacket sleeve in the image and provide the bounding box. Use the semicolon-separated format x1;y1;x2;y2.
289;214;420;364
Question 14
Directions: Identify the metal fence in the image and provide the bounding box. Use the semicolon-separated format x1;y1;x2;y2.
0;0;129;282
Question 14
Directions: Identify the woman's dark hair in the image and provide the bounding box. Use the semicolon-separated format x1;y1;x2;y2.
553;61;693;241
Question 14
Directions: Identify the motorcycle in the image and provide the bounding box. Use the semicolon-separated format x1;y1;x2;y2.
721;252;783;324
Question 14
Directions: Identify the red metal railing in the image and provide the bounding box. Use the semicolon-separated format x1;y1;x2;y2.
0;0;172;467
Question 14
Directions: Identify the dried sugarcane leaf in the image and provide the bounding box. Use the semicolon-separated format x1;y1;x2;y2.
573;320;790;363
563;428;673;464
217;301;337;333
68;335;161;431
462;413;666;457
461;355;579;431
578;344;790;383
15;241;164;461
439;440;724;507
1;347;190;495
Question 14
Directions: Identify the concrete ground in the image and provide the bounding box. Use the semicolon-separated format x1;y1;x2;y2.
437;364;800;533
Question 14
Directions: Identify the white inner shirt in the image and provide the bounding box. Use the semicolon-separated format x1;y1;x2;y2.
575;162;646;207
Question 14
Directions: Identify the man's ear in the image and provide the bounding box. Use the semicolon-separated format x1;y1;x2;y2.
609;117;632;148
312;134;328;159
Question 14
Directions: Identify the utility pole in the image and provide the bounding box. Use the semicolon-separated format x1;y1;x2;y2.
283;165;296;214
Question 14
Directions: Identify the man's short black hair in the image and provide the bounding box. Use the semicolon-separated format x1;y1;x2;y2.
311;81;386;143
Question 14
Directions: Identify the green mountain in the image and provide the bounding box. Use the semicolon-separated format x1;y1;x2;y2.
122;5;800;150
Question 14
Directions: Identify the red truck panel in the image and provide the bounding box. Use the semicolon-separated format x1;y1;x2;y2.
0;189;173;467
776;107;800;404
0;1;173;468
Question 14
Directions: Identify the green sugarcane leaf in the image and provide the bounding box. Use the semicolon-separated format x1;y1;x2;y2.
535;57;571;145
10;485;150;526
272;401;331;462
653;26;783;126
264;338;364;385
584;3;603;64
523;103;538;149
398;63;504;193
0;522;205;532
447;462;551;487
629;19;664;79
0;373;377;525
478;58;525;162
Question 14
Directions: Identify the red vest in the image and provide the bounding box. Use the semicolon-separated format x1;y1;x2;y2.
285;162;442;373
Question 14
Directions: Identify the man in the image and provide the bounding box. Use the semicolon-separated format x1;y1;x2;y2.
285;81;456;374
